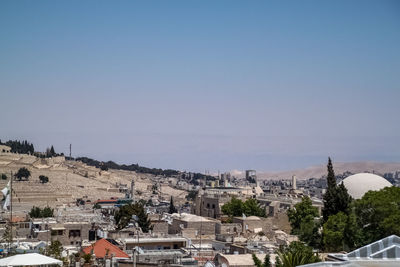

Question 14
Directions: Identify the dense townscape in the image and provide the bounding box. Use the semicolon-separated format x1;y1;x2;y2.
2;1;399;266
1;142;400;267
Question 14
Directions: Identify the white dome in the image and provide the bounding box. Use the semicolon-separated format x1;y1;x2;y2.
341;173;392;199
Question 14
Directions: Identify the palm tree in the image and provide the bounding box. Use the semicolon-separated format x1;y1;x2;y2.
275;242;320;267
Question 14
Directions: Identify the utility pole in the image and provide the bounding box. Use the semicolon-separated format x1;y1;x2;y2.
69;144;72;159
200;219;202;248
9;171;13;252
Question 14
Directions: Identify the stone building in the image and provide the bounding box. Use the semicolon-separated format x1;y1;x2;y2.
169;213;218;236
124;236;188;251
193;186;263;219
215;222;242;236
31;219;91;246
232;216;263;233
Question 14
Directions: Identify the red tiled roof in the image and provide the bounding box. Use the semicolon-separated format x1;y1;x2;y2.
11;216;26;223
83;239;129;259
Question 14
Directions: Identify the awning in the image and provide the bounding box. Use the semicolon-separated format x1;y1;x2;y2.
0;253;62;266
51;227;66;230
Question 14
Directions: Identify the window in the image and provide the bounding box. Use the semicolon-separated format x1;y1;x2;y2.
51;230;63;236
69;229;81;238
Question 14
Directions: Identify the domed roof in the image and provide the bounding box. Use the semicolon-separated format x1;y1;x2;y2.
341;173;392;199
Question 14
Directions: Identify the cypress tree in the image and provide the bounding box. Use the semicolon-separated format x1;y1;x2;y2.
50;145;55;156
326;158;336;189
322;158;352;222
169;196;177;214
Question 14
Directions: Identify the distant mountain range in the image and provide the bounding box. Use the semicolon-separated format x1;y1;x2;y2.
257;161;400;180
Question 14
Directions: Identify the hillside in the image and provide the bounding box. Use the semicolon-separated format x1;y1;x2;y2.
0;152;186;215
257;161;400;180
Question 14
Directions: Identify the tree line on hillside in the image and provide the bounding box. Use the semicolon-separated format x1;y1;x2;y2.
75;156;216;181
76;156;180;176
1;139;216;181
0;140;34;154
0;139;61;158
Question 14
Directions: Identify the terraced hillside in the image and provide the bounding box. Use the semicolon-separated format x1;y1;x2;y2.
0;152;186;215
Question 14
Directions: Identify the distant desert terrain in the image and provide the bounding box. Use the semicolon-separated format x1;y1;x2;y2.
257;161;400;180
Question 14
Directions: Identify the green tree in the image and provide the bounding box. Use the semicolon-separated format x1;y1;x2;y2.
29;206;42;218
275;256;282;267
221;197;244;217
323;212;347;252
298;217;322;249
29;206;54;218
263;254;271;267
252;254;271;267
354;186;400;246
46;240;63;259
1;174;7;180
39;175;49;183
15;167;31;181
252;254;263;267
136;203;152;232
287;196;321;248
41;206;54;217
50;145;55;157
114;203;152;232
322;158;352;222
323;210;361;252
82;253;92;264
243;198;266;217
288;197;319;232
169;196;177;214
222;197;266;217
275;242;321;267
343;212;361;251
186;190;198;201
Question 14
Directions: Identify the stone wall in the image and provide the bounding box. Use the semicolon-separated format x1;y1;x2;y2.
215;222;242;235
169;218;216;235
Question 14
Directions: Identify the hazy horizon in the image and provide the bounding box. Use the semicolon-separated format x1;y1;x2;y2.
2;1;400;173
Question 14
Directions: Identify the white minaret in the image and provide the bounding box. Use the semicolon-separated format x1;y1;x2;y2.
130;178;135;201
292;175;297;190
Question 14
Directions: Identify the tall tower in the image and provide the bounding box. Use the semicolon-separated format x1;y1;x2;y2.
130;178;135;202
246;170;257;184
292;175;297;190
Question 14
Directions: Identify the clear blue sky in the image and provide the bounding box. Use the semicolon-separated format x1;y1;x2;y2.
1;0;399;172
